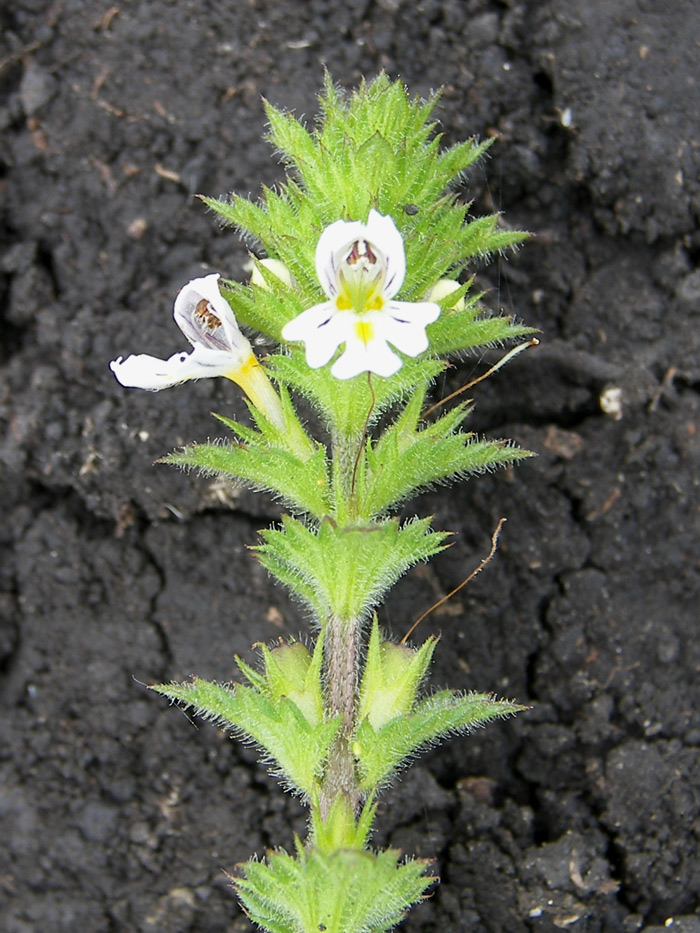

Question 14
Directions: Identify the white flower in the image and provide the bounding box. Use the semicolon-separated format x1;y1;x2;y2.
281;210;440;379
110;274;285;429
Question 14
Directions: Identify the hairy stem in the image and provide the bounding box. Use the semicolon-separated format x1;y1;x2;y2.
319;613;361;819
320;402;374;818
331;431;359;523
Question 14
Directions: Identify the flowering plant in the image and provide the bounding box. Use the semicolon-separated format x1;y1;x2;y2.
111;75;533;932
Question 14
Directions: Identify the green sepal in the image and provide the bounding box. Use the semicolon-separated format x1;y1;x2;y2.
151;677;340;797
357;619;437;731
255;515;450;622
235;654;268;692
355;691;527;792
235;844;435;933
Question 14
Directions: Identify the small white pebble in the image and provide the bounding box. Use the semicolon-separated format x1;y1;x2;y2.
126;217;148;239
600;386;623;420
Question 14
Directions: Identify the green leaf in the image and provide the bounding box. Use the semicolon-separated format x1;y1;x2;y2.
202;193;273;239
265;100;318;171
152;678;340;796
428;305;537;357
164;435;330;520
357;393;532;518
434;136;494;189
356;691;526;791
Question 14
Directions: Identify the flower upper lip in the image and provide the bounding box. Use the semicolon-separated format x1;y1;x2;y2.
316;210;406;304
173;274;246;357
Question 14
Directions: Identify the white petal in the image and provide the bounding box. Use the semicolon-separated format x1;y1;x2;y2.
110;346;242;391
382;322;427;356
174;273;228;322
343;300;435;359
282;302;347;369
389;299;440;328
364;210;406;298
331;336;402;380
281;301;334;341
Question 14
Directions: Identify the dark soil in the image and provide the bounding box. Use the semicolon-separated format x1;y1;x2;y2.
2;1;699;931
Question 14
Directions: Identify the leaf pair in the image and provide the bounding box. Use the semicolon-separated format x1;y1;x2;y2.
153;621;525;802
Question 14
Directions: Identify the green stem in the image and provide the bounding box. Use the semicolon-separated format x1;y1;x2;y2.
320;398;375;818
331;375;375;523
331;430;359;523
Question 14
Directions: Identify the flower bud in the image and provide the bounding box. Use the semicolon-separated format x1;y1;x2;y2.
246;257;294;290
261;640;324;725
425;278;465;311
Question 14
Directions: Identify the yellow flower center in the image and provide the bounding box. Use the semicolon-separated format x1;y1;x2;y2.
336;288;384;313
